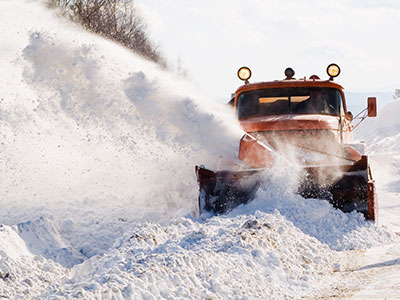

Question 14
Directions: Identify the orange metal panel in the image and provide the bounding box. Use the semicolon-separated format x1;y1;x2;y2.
368;180;378;223
239;115;340;132
238;134;274;168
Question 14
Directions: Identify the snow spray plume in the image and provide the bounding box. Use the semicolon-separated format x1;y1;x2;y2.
228;131;351;217
1;3;243;224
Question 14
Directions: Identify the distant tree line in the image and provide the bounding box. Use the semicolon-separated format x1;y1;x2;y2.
46;0;166;67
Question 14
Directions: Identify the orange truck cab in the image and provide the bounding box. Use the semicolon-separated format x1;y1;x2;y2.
234;65;376;168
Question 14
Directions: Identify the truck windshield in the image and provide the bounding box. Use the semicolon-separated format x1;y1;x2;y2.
237;87;342;119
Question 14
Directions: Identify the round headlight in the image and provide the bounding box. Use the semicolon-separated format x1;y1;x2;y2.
237;66;252;82
327;63;341;79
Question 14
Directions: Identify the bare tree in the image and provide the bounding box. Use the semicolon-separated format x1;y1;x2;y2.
175;56;189;78
46;0;166;67
46;0;71;8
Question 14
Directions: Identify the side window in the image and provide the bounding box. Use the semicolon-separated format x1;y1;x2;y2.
238;93;260;118
329;90;342;114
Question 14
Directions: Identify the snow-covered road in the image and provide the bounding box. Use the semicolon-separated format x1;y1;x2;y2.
305;154;400;300
308;242;400;300
338;154;400;300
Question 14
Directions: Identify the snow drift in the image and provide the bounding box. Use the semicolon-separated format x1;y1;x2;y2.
356;99;400;152
355;99;400;193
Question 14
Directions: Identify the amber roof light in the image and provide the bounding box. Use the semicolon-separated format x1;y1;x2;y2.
327;63;341;80
238;67;252;83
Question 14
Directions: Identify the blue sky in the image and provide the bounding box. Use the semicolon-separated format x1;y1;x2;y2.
136;0;399;105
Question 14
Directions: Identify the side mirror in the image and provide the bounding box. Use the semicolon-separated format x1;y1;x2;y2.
352;98;377;130
367;97;377;117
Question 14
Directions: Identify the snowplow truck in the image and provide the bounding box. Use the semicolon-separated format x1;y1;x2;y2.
195;64;378;221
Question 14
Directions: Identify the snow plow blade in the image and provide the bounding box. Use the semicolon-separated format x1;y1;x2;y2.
195;156;377;221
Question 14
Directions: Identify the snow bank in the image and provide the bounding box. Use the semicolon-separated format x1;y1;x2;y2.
16;216;84;267
355;99;400;191
355;99;400;152
66;213;333;300
0;226;33;261
1;214;334;299
0;224;69;299
227;167;395;251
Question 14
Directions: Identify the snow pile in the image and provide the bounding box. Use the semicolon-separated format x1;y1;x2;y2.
228;168;395;250
68;214;332;300
0;224;69;299
16;216;84;267
1;213;334;299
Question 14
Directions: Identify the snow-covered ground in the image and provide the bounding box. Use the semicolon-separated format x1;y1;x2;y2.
1;1;399;299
